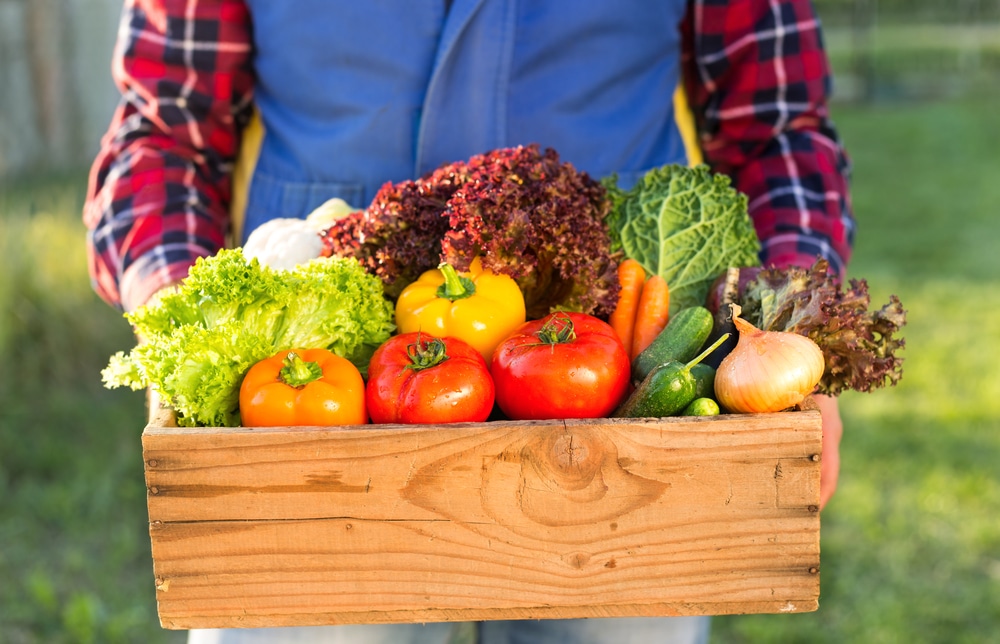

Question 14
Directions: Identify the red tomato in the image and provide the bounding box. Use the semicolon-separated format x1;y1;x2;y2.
366;332;495;424
490;312;630;420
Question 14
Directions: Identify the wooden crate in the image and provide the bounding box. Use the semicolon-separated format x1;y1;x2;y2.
142;402;822;630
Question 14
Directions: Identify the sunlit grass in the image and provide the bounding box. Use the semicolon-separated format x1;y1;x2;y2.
0;175;178;643
712;98;1000;643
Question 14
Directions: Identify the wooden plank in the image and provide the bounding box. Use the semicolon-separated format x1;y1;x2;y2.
143;412;822;629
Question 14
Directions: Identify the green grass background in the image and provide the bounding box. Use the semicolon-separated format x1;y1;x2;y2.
2;97;998;643
712;98;1000;644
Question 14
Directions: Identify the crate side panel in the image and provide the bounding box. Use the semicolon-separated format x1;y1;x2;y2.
145;413;821;628
150;514;819;627
143;414;822;524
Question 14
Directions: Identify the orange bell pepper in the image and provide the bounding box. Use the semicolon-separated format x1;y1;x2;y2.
239;348;367;427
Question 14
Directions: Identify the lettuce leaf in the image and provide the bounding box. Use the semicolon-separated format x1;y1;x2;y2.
322;145;618;319
739;258;906;396
605;164;761;315
441;145;618;318
101;249;395;427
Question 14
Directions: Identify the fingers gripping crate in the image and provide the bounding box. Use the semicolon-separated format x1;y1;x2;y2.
142;403;822;629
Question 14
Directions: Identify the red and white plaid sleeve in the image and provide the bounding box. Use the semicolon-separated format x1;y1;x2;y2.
682;0;855;278
83;0;254;311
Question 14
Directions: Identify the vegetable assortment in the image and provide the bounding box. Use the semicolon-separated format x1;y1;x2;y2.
103;146;906;427
604;164;761;317
321;144;619;319
737;258;906;396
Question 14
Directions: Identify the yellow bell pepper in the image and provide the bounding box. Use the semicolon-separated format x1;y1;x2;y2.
395;258;526;361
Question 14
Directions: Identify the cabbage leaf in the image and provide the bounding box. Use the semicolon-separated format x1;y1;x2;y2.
605;164;761;316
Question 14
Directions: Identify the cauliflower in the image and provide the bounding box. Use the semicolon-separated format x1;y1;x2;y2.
304;197;358;230
242;218;324;270
242;199;358;270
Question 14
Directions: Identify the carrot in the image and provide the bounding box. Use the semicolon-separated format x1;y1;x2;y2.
630;274;670;360
608;259;646;353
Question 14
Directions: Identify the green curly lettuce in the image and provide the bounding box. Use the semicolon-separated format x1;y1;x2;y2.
101;249;395;427
605;164;761;315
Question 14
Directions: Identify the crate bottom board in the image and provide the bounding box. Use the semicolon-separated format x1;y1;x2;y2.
144;410;822;629
157;601;819;631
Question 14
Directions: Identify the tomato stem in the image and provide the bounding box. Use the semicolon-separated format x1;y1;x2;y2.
278;351;324;388
405;335;450;371
533;313;577;345
436;263;476;301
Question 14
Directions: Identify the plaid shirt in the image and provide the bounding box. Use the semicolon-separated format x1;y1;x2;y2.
85;0;854;311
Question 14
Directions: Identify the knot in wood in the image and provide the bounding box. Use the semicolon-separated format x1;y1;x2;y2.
550;432;593;472
562;551;592;569
529;430;604;493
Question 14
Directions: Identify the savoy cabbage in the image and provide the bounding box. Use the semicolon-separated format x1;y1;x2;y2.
604;164;761;315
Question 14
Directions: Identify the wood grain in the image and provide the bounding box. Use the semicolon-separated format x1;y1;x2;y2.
143;411;822;629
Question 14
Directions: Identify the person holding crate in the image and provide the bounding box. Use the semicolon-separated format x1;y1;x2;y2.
84;1;850;642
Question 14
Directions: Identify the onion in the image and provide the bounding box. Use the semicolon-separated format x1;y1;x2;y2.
715;304;825;413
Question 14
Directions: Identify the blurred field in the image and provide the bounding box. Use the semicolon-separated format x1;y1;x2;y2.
2;96;999;643
712;97;1000;643
0;174;175;643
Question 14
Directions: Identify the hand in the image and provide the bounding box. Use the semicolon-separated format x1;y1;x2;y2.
137;284;182;426
813;394;842;510
133;283;181;344
144;284;180;310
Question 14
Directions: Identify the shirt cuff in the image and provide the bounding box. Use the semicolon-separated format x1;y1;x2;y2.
119;253;204;312
759;235;847;282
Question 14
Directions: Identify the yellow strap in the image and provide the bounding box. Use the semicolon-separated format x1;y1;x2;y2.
673;84;703;167
228;107;264;247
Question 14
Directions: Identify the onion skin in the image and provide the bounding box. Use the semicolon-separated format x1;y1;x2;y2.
716;304;825;413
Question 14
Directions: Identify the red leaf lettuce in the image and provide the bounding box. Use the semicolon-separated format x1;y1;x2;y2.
321;144;619;318
738;259;906;396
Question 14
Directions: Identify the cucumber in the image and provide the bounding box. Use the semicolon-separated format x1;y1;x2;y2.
614;361;696;418
631;306;714;385
690;363;716;400
681;397;720;417
615;333;730;419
